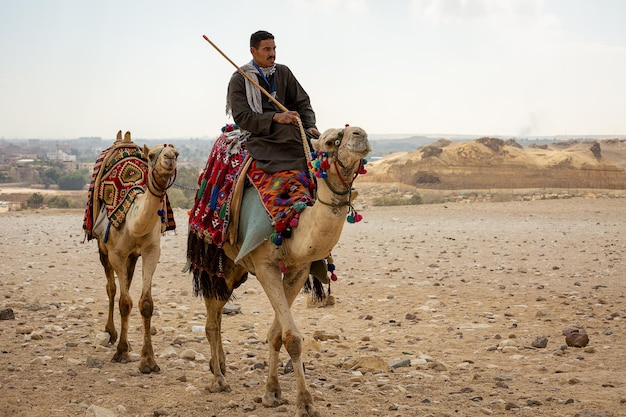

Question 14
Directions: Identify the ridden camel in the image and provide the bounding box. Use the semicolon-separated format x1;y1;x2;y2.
193;126;370;417
90;131;179;373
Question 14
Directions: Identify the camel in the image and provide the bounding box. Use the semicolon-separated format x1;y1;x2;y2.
188;126;370;417
87;131;179;374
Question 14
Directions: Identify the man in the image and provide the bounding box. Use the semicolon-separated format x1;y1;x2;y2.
226;30;321;173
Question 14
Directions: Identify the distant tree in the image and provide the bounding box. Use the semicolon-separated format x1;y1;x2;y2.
26;192;44;209
41;166;63;188
166;166;200;209
58;169;89;190
47;196;70;208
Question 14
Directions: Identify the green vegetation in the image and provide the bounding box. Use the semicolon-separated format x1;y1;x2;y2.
167;166;201;209
58;169;90;190
47;196;70;208
26;192;44;208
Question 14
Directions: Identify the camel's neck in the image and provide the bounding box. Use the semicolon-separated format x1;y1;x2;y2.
126;169;168;237
286;175;352;261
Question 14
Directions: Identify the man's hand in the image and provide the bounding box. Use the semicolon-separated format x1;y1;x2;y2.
273;111;300;125
306;127;321;138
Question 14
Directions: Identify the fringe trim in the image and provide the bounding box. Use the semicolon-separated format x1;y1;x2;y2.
187;231;231;300
304;276;330;302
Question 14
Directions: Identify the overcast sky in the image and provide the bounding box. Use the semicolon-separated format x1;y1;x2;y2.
1;0;625;140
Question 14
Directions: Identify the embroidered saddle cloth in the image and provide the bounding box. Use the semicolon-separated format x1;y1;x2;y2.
188;129;314;249
186;126;330;299
83;141;175;241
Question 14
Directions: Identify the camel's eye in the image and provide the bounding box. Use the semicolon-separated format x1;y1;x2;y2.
325;138;336;147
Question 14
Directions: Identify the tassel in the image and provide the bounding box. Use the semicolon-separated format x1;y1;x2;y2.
347;207;363;223
279;260;288;273
289;216;299;228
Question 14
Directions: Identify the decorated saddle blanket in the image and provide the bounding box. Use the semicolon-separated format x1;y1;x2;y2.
83;142;175;241
186;126;331;300
188;127;315;250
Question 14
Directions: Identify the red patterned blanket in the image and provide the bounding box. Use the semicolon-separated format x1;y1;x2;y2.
186;125;323;300
188;129;314;248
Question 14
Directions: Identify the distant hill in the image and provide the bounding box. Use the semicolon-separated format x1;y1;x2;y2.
364;137;626;190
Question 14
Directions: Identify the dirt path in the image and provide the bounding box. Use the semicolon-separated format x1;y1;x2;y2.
1;199;625;417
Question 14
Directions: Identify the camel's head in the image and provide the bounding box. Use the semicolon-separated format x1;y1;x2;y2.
143;144;179;174
143;144;179;197
312;125;371;162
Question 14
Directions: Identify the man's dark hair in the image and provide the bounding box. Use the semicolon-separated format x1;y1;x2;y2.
250;30;274;48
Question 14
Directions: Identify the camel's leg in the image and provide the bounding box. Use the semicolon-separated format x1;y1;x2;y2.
204;296;230;392
256;264;320;417
137;248;160;373
110;253;135;364
264;317;284;406
99;250;118;344
203;260;247;392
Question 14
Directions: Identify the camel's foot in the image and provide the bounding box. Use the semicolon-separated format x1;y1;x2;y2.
209;376;231;393
105;329;118;345
295;404;321;417
138;356;160;374
262;391;287;408
112;349;131;364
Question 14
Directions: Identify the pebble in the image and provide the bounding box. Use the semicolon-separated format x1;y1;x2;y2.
389;358;411;369
566;330;590;348
0;307;15;320
15;325;33;334
94;332;110;347
532;336;548;348
180;348;204;361
86;405;117;417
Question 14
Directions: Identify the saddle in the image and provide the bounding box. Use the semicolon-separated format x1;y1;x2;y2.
83;135;175;241
187;126;329;288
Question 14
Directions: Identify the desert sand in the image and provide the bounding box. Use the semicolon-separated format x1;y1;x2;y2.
1;198;625;417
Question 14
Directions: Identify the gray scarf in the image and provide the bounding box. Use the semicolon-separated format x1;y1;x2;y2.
226;60;276;116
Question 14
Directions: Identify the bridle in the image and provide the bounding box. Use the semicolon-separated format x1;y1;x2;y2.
146;145;178;199
316;158;364;208
311;128;367;210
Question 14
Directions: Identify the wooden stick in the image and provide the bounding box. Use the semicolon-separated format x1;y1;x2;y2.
202;34;289;113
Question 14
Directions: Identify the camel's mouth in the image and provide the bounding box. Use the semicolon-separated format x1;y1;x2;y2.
344;140;372;159
161;157;177;170
345;128;371;156
158;152;179;172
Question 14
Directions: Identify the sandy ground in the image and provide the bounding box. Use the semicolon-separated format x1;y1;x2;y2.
1;198;625;417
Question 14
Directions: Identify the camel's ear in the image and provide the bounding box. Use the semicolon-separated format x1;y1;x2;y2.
123;131;132;143
115;130;122;142
142;144;150;159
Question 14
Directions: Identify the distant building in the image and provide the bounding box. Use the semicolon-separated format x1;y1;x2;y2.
47;150;77;162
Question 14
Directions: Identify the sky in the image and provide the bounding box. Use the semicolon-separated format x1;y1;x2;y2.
1;0;626;140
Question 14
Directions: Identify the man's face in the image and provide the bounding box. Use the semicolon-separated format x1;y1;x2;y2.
251;39;276;67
